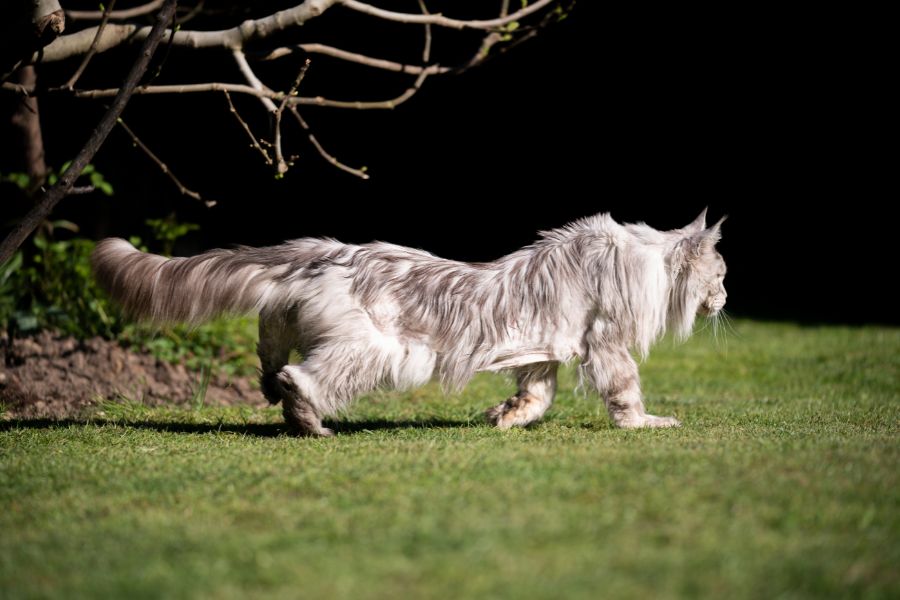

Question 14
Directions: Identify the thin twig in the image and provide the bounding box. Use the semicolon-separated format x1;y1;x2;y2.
462;0;562;71
236;52;369;179
69;186;96;194
288;106;369;179
223;90;272;165
175;1;205;26
65;0;118;89
467;0;509;71
1;60;25;86
418;0;432;63
2;77;430;109
338;0;555;30
116;117;216;207
259;44;449;76
66;0;164;21
273;59;311;175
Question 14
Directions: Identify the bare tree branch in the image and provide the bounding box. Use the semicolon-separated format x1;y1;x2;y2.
64;0;119;89
234;50;370;178
260;44;449;76
2;80;260;98
67;0;164;21
223;90;272;166
33;0;557;63
0;0;179;265
418;0;432;62
3;77;431;110
463;0;570;71
174;1;206;26
338;0;555;30
466;0;511;70
116;117;216;207
233;49;277;113
1;0;564;201
35;0;340;63
288;106;368;180
69;185;97;194
312;68;430;109
273;59;311;175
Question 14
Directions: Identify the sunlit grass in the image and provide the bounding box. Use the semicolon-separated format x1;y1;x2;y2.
1;321;898;599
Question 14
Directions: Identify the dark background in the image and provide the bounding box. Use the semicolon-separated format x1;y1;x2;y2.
2;2;891;324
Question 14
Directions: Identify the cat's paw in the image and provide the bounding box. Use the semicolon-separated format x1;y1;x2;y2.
486;393;545;429
485;402;507;427
485;399;519;429
616;414;681;429
648;415;681;428
287;423;334;437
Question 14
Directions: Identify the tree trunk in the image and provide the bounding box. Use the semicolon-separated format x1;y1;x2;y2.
9;65;48;190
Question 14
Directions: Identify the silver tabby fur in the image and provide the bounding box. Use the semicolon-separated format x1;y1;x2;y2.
91;210;727;436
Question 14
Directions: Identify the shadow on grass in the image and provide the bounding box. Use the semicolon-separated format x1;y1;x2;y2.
0;417;474;437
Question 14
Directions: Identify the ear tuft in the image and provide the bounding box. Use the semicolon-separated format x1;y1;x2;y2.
708;215;727;238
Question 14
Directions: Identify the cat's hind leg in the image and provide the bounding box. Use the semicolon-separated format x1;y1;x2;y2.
275;341;400;437
257;311;296;406
486;362;558;429
274;364;334;437
256;311;340;438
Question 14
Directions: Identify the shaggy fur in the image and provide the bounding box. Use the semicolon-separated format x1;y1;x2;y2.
92;210;727;436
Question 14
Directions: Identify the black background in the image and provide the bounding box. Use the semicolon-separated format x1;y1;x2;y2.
1;2;891;324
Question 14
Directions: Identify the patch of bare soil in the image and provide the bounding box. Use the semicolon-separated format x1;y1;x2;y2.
0;330;266;419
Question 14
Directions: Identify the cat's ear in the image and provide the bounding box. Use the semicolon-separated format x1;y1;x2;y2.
683;208;708;234
682;216;726;259
699;215;727;252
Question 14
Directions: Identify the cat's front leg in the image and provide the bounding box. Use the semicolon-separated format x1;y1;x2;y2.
585;345;680;429
608;381;681;429
486;362;558;429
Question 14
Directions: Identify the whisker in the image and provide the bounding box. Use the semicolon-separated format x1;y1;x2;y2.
719;309;740;339
706;311;729;356
694;316;713;337
719;312;729;355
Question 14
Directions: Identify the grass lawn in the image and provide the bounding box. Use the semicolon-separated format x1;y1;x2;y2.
1;320;898;599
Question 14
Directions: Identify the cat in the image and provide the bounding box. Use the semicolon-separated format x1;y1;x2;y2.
91;209;727;436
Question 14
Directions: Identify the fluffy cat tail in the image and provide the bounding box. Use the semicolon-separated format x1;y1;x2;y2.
91;238;283;326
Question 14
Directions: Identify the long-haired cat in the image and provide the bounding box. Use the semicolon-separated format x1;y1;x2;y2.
92;210;727;436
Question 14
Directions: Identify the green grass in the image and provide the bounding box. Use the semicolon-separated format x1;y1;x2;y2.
1;321;898;599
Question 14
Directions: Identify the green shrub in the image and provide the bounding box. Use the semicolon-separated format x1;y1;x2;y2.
0;184;259;378
1;223;118;339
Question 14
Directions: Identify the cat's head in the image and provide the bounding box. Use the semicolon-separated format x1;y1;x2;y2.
670;210;728;334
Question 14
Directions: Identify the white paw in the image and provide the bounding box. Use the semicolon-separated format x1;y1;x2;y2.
617;414;681;429
649;415;681;428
